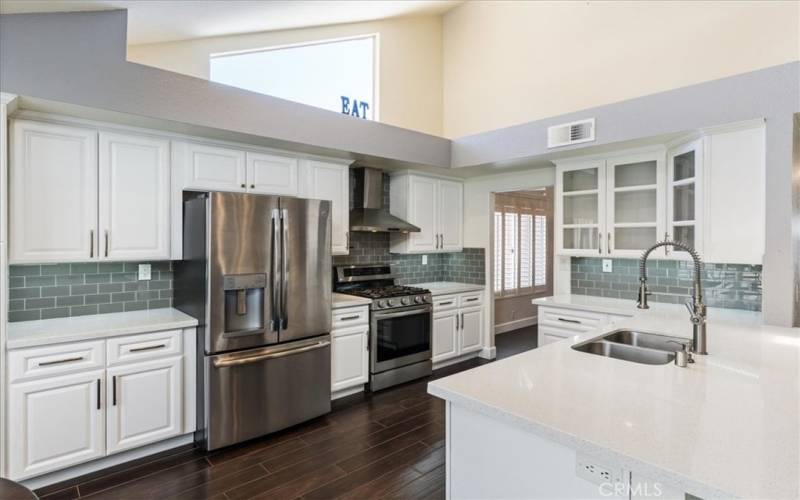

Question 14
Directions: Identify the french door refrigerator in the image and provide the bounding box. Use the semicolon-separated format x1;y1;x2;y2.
175;191;332;450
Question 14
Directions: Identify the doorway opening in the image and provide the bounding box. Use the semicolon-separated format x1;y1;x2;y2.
490;187;554;355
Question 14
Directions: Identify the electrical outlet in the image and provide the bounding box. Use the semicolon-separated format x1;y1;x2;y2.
422;255;428;265
576;456;623;488
602;259;613;273
138;264;152;281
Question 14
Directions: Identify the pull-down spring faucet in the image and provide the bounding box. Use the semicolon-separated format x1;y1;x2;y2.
637;240;708;355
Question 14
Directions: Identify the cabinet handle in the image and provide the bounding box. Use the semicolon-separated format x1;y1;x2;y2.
664;232;670;255
460;312;464;329
557;317;581;324
340;315;360;321
465;297;478;302
105;230;109;258
607;233;611;255
241;183;246;188
129;343;166;352
90;230;94;258
112;375;117;406
598;232;602;254
96;378;101;410
439;301;453;306
38;356;84;367
250;184;255;189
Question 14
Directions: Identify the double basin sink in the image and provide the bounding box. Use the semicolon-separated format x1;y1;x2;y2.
572;330;687;365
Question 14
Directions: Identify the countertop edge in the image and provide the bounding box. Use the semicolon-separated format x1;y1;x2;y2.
426;382;733;499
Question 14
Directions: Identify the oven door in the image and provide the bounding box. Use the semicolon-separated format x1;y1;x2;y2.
371;305;432;374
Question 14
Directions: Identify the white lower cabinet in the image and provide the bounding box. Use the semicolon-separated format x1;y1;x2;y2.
6;328;194;480
331;305;369;396
8;370;105;479
537;305;632;346
432;292;484;364
106;357;183;455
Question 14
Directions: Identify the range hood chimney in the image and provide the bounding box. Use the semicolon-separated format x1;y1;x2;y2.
349;167;420;233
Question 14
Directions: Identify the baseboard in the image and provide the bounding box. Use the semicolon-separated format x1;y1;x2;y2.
332;385;365;400
21;434;194;490
479;346;497;360
433;350;482;370
494;316;537;334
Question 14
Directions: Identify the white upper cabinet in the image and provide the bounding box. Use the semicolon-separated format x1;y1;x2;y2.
666;139;703;258
390;174;464;254
300;160;350;255
10;121;98;263
247;152;298;196
606;152;665;257
438;179;464;252
555;160;606;255
99;132;171;261
177;142;247;192
703;124;765;264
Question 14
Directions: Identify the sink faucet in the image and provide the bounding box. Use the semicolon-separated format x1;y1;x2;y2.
636;239;708;355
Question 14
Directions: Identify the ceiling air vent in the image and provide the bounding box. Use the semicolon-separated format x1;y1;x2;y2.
547;118;595;148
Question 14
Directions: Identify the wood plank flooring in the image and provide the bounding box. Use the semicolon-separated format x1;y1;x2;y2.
34;329;535;500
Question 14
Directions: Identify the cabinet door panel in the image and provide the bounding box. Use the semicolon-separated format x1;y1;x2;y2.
408;176;438;252
305;161;350;255
10;121;97;262
331;327;368;392
556;161;605;256
432;310;458;362
459;307;483;354
99;132;170;260
246;152;298;195
666;140;703;258
438;180;463;251
182;142;246;192
8;370;105;480
107;357;182;454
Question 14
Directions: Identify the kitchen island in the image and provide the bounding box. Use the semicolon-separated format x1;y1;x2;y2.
428;299;800;499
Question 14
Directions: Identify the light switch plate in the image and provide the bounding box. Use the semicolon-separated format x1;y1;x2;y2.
422;255;428;265
138;264;152;280
602;259;613;273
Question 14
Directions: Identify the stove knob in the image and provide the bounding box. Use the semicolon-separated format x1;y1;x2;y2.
401;297;410;306
376;300;386;308
414;296;423;304
387;299;397;307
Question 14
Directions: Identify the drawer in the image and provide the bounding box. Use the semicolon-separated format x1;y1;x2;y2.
433;294;459;311
332;306;369;329
107;330;183;366
539;333;568;346
538;323;581;340
538;306;607;333
332;324;369;339
458;292;483;308
8;340;105;383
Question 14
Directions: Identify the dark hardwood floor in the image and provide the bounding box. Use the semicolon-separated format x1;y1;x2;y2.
495;325;538;359
34;328;537;500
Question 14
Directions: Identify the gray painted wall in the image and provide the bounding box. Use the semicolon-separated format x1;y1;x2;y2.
0;10;451;169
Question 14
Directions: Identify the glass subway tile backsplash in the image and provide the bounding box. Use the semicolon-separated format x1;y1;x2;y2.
8;261;173;322
570;257;762;311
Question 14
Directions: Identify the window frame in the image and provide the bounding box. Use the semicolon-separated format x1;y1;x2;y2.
209;33;380;121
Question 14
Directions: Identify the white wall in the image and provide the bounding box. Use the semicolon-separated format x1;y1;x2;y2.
443;1;800;138
128;15;444;136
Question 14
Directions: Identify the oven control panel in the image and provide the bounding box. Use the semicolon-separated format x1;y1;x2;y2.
373;294;431;310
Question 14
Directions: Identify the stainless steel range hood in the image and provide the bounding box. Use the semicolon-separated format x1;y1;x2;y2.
350;167;420;233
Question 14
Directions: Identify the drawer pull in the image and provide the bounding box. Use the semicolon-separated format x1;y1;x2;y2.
465;298;479;302
439;301;454;306
557;318;581;324
112;375;117;406
340;315;361;321
96;378;101;410
129;343;166;353
38;356;84;367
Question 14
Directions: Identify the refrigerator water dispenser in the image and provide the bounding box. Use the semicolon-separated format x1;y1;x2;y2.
223;274;267;334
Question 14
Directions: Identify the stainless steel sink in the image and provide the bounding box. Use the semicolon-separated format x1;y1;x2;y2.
571;330;686;365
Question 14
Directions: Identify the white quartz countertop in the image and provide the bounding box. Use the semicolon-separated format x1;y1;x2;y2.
332;293;372;309
411;282;485;296
533;294;686;316
7;308;199;349
428;301;799;499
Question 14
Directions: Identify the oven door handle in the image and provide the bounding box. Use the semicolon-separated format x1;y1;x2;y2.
373;306;432;320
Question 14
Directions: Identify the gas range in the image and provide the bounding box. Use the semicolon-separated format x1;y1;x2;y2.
334;265;432;311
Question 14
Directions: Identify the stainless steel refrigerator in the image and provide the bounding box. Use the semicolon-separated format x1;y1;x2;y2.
175;191;332;450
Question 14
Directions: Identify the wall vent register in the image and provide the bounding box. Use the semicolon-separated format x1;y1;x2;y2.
547;118;596;148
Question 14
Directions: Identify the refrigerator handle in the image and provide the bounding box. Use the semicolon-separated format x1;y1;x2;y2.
281;208;289;329
271;208;281;331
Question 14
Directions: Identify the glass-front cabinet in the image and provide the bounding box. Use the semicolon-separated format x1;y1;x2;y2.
666;139;703;258
557;161;605;254
606;153;665;256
